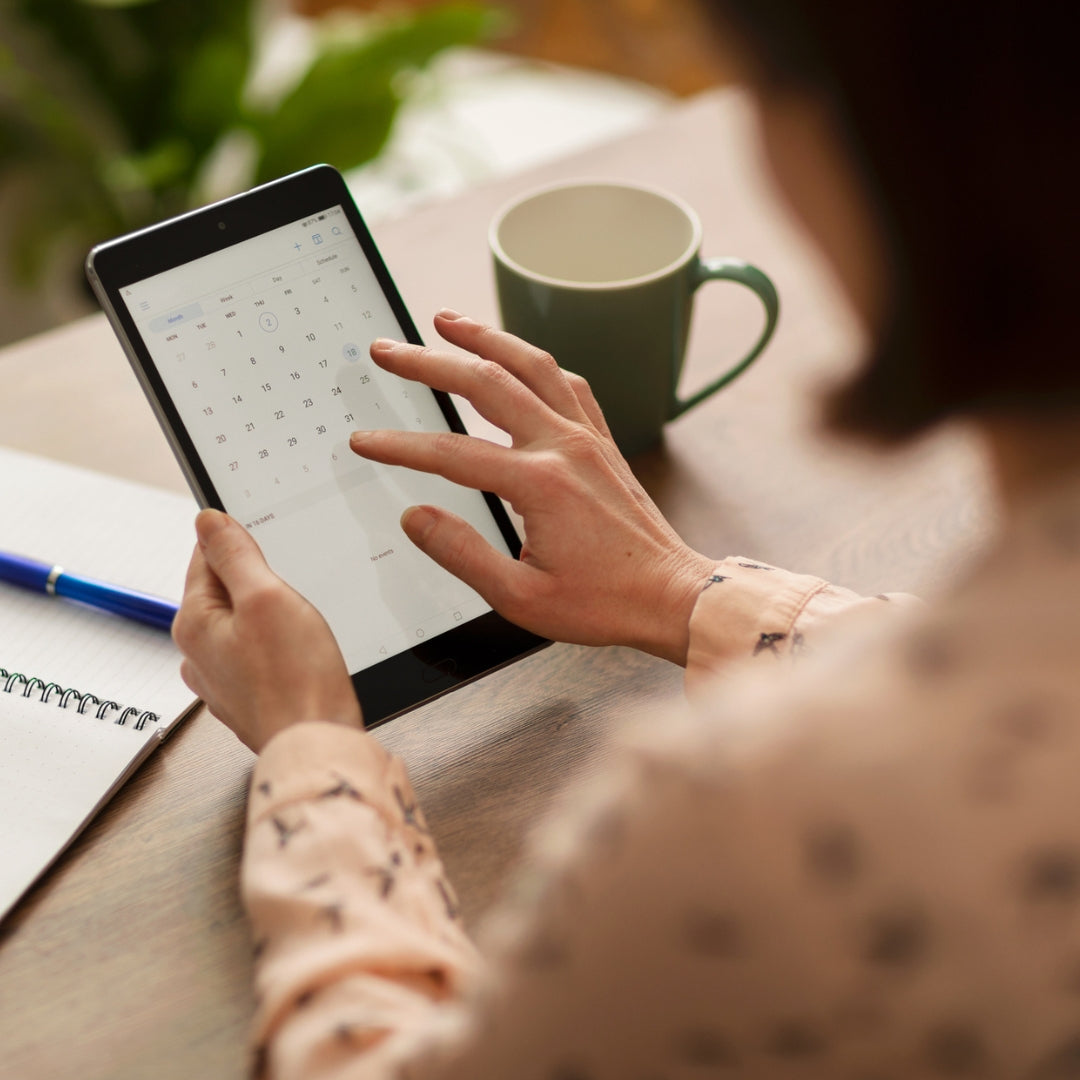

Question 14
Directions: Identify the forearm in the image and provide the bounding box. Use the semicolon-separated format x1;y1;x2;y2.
242;722;480;1080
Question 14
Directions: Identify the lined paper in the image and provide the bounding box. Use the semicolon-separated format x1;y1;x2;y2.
0;447;200;918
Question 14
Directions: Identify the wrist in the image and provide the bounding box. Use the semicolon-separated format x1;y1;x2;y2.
246;693;363;755
256;710;365;757
636;549;717;666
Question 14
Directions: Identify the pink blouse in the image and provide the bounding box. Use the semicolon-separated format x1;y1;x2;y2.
241;475;1080;1078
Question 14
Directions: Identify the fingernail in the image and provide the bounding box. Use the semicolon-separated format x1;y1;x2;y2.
435;308;464;321
349;430;373;445
401;505;437;539
370;337;399;354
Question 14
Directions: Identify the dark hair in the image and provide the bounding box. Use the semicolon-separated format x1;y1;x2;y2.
705;1;1079;441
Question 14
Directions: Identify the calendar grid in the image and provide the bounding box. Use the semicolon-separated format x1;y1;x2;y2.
120;205;511;671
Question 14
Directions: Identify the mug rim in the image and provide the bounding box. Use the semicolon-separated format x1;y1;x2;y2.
489;178;704;292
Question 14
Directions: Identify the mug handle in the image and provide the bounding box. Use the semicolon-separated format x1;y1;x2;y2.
671;257;780;417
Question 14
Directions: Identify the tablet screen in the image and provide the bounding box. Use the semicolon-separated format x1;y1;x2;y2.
116;204;512;674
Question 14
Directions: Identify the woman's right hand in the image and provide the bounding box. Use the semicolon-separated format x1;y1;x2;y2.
349;310;715;665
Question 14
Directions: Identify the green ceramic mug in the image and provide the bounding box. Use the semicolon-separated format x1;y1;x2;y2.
490;180;779;456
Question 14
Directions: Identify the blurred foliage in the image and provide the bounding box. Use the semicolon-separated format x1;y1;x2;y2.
0;0;502;283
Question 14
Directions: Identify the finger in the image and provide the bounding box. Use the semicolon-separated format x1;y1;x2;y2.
401;504;534;614
564;370;614;441
195;509;277;604
433;311;589;423
369;338;563;444
173;543;226;652
179;658;208;702
351;428;522;498
182;540;227;609
173;545;220;653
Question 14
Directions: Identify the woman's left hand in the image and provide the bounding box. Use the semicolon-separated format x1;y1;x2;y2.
172;509;363;753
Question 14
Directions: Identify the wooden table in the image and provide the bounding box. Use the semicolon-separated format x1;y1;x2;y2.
0;90;993;1080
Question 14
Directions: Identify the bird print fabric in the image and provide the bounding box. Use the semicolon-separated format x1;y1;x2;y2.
240;476;1080;1079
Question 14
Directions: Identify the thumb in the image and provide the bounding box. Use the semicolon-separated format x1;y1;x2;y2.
195;509;275;602
401;505;522;611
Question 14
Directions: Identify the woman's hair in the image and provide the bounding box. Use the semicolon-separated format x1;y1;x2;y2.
704;1;1078;441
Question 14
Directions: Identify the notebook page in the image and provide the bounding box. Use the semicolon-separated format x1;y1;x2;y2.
0;446;199;725
0;447;201;918
0;691;160;916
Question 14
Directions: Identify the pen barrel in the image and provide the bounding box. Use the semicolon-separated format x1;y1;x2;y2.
0;552;53;592
54;575;178;632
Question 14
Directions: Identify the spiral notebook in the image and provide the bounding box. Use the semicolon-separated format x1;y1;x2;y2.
0;446;199;921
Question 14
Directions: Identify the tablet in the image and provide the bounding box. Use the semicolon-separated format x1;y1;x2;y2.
86;164;547;726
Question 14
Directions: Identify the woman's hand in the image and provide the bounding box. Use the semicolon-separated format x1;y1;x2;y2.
172;509;363;753
349;310;715;665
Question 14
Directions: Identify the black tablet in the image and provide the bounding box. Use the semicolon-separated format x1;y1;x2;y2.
86;164;547;726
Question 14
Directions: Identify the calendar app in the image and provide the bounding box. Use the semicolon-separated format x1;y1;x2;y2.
121;206;513;673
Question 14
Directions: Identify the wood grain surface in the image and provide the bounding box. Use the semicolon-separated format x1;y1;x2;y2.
0;90;993;1080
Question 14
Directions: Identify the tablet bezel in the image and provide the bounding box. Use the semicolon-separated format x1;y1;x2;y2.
86;164;548;726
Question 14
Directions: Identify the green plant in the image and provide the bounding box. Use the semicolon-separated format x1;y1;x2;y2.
0;0;501;284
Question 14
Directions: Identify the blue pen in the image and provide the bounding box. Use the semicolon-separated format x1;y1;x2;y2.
0;550;178;632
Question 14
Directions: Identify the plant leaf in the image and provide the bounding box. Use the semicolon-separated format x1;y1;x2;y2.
172;37;248;151
79;0;160;8
253;88;400;187
250;3;499;184
102;138;192;194
13;0;255;159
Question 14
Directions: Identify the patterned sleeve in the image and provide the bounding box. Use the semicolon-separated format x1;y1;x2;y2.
685;555;921;690
241;722;481;1080
240;504;1080;1079
421;611;1080;1079
414;534;1080;1080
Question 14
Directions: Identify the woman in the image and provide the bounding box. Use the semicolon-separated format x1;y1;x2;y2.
173;1;1080;1076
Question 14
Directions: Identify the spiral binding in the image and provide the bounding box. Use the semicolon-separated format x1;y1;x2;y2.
0;666;159;730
